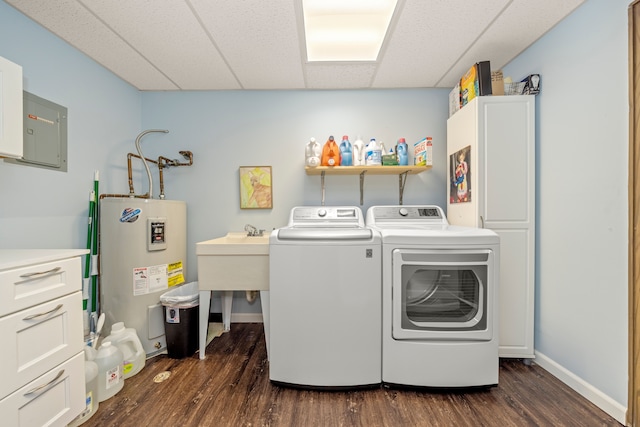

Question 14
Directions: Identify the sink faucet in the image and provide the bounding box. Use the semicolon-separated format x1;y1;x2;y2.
244;224;264;237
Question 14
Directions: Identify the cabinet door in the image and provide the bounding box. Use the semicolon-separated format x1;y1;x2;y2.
0;292;83;399
495;228;535;357
0;55;23;159
481;97;535;227
0;256;82;317
0;352;85;427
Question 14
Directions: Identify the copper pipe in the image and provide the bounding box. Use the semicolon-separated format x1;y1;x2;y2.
156;151;194;199
127;153;159;196
105;147;194;201
99;193;149;200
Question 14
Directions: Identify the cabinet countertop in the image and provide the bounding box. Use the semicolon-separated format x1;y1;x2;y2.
0;249;88;271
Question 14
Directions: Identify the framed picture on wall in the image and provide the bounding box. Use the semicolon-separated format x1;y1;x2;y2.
239;166;273;209
449;145;471;203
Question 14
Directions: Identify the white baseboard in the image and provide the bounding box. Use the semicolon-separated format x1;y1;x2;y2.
534;351;627;425
230;312;264;323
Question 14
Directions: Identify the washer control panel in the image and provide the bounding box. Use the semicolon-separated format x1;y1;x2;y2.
288;206;363;227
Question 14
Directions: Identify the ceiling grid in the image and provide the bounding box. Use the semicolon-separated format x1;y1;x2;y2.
5;0;586;90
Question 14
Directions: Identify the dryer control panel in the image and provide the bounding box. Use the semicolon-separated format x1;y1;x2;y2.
366;205;447;225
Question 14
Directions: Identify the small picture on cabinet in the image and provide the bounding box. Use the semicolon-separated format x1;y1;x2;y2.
450;146;471;203
239;166;273;209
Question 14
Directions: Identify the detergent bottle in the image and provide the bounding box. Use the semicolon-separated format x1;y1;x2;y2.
102;321;146;379
95;341;124;402
321;135;341;166
339;135;353;166
305;137;321;167
352;136;365;166
396;138;409;166
365;138;382;166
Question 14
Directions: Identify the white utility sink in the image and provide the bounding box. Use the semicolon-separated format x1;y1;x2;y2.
196;232;270;360
196;232;269;255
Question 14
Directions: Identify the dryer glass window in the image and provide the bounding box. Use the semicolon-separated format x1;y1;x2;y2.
399;262;487;332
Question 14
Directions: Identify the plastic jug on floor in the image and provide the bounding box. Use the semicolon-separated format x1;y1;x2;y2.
68;346;99;426
95;341;124;402
103;321;146;379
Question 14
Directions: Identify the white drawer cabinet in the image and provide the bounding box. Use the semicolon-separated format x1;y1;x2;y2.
0;250;87;427
0;352;85;427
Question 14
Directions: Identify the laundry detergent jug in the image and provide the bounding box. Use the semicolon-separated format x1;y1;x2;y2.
365;138;382;166
321;135;341;166
305;137;321;167
352;136;365;166
339;135;353;166
396;138;408;166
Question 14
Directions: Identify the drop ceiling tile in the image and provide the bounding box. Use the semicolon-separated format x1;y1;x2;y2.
305;63;378;89
437;0;586;87
6;0;178;90
373;0;510;88
6;0;587;90
191;0;305;90
79;0;240;90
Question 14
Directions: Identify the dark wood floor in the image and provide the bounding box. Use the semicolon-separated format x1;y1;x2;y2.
83;323;621;427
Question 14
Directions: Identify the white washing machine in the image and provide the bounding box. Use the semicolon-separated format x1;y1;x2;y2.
269;206;381;388
365;205;500;388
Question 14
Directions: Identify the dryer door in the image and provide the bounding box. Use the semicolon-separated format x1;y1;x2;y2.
391;248;495;341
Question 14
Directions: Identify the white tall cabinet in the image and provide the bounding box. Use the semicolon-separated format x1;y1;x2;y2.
446;95;535;359
0;55;23;159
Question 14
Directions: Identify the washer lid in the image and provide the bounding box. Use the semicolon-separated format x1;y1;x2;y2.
277;227;373;241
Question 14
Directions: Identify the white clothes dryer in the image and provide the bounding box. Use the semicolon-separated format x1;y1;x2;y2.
365;205;500;388
269;206;381;388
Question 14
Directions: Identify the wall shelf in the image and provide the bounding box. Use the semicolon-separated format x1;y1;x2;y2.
305;165;429;176
305;165;431;205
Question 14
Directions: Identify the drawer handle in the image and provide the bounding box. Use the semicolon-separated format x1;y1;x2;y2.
23;304;63;321
24;369;65;396
19;266;62;279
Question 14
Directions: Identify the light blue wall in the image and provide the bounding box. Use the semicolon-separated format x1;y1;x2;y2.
503;0;629;413
140;89;449;311
0;0;630;419
0;2;141;249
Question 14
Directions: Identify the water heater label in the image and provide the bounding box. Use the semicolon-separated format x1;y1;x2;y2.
132;264;168;296
119;208;141;223
167;261;185;287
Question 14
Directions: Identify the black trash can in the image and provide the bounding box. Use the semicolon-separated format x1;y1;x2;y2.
160;282;199;359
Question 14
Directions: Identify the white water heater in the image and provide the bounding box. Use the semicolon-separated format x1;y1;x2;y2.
100;198;187;356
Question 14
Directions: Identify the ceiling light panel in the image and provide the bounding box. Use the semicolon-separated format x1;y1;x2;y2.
303;0;398;62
